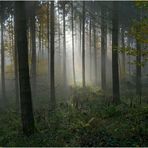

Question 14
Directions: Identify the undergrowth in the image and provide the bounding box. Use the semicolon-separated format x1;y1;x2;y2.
0;87;147;146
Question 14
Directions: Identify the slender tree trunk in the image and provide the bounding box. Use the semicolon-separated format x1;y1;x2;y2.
136;41;142;104
136;9;142;104
57;3;62;80
82;1;86;87
50;1;56;110
8;17;13;69
63;3;67;92
30;2;36;98
58;4;62;64
79;17;82;55
14;13;20;111
93;25;97;85
38;21;41;63
47;2;50;95
112;2;120;104
41;22;44;58
127;37;131;76
71;2;76;85
15;1;35;136
101;7;107;92
89;18;92;83
28;26;32;58
0;5;6;106
121;27;125;79
58;3;61;53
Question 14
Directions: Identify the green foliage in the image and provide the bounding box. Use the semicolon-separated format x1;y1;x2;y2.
135;1;148;9
118;46;148;66
0;93;147;146
130;18;148;44
118;2;148;67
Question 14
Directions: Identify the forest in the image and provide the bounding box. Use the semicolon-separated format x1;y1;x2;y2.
0;0;148;147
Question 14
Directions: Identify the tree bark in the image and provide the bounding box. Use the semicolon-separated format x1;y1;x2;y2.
71;2;76;85
41;22;44;58
136;41;142;104
101;7;107;92
47;2;50;97
121;27;125;79
0;3;6;106
112;2;120;104
38;21;41;63
30;2;36;98
93;25;97;86
79;17;82;56
89;18;92;83
63;3;67;92
15;1;35;136
58;3;61;64
127;37;131;76
136;10;142;105
14;11;20;111
50;1;56;110
82;1;86;87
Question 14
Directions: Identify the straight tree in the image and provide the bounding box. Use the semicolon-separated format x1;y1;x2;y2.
47;2;50;97
101;7;107;92
136;40;142;104
82;1;86;87
89;18;92;82
14;11;19;111
121;27;125;79
50;1;56;110
62;2;67;92
93;24;97;85
112;2;120;104
0;2;6;106
136;9;142;104
79;16;82;55
71;2;76;85
15;1;35;136
30;2;37;98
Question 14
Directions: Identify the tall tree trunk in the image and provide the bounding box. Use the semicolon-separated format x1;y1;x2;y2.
101;7;107;92
136;41;142;104
79;17;82;55
30;2;36;98
82;1;86;87
112;2;120;104
58;3;61;65
47;2;50;96
121;27;125;79
63;3;67;92
71;2;76;85
14;13;20;111
89;18;92;83
50;1;56;110
136;10;142;105
38;21;41;63
93;25;97;85
8;17;13;68
0;4;6;106
15;1;35;136
58;3;61;53
41;22;44;58
127;37;131;76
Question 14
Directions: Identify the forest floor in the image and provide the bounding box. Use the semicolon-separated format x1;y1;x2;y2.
0;87;148;147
